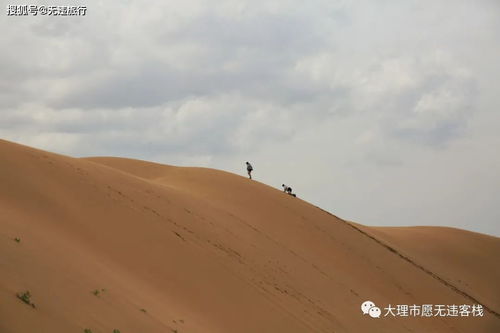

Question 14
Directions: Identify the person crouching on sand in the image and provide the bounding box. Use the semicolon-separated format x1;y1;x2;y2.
282;184;297;197
246;162;253;179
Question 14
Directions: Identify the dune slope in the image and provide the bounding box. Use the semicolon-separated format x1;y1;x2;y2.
362;225;500;313
0;139;499;332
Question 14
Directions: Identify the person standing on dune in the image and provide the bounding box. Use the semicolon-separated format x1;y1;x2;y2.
246;162;253;179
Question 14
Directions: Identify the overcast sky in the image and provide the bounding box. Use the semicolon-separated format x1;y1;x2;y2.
2;0;499;236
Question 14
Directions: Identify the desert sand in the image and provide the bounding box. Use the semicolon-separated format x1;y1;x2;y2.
1;138;499;332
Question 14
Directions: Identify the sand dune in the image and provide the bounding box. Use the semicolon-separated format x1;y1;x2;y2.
1;139;499;332
361;225;500;313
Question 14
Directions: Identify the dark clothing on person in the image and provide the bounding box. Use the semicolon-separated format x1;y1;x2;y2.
246;162;253;179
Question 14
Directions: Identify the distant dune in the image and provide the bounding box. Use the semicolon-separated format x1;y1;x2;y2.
1;139;499;332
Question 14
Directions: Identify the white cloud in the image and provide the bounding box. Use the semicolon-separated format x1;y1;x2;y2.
1;0;500;235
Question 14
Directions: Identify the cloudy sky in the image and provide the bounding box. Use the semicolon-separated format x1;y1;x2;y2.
2;0;499;236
